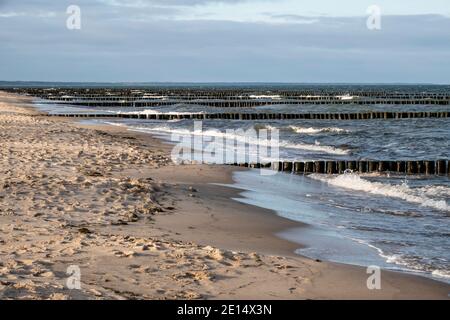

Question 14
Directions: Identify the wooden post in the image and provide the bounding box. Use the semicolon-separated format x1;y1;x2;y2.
358;161;368;173
314;161;325;174
262;162;271;169
407;161;418;175
378;161;389;172
424;161;435;175
368;161;378;172
416;161;425;174
283;161;293;172
271;162;282;171
436;160;447;175
294;162;305;174
347;161;357;171
387;161;396;172
326;161;337;174
338;161;346;174
305;162;314;173
397;161;405;173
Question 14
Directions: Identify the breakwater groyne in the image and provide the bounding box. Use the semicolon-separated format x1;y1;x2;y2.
230;159;450;176
42;111;450;120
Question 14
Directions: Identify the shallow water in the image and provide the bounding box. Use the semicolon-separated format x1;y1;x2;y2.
226;170;450;283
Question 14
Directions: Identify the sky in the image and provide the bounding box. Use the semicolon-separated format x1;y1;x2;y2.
1;0;450;83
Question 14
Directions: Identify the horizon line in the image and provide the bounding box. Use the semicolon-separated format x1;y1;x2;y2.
1;80;449;86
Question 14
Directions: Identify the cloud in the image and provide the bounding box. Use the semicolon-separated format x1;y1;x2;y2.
0;11;56;18
0;1;449;83
97;0;250;7
263;14;319;24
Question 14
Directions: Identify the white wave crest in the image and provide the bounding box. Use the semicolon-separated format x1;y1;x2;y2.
431;269;450;279
309;173;450;213
123;125;349;155
289;126;348;134
110;109;205;116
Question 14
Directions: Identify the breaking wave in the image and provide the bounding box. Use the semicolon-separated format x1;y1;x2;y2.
309;173;450;213
289;126;349;134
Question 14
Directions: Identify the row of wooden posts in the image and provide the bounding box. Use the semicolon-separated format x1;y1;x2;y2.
42;99;450;107
32;92;450;99
11;88;450;100
38;95;450;102
231;160;450;176
46;111;450;120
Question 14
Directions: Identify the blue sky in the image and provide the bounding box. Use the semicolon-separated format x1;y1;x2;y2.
1;0;450;83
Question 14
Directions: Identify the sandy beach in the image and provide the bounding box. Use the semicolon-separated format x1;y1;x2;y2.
0;91;449;300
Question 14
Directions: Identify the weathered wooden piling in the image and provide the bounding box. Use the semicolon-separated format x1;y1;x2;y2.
368;161;378;172
396;161;406;173
233;159;448;176
43;110;450;121
358;161;368;173
386;161;395;172
327;161;337;174
347;161;357;171
338;161;346;173
436;160;447;175
407;161;418;174
250;163;261;169
424;161;435;175
378;161;389;172
314;161;325;174
283;161;293;172
271;161;282;171
305;162;314;173
294;162;305;173
416;161;425;174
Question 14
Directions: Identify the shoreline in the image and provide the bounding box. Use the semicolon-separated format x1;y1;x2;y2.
1;91;449;299
74;121;307;257
77;116;450;285
73;107;450;298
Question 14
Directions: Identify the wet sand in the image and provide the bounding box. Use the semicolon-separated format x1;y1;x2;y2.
0;91;449;300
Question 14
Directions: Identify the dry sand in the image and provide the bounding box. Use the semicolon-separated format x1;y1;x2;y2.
0;91;448;300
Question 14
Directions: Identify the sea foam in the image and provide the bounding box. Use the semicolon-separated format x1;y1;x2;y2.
126;125;349;155
289;126;348;134
309;173;450;213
